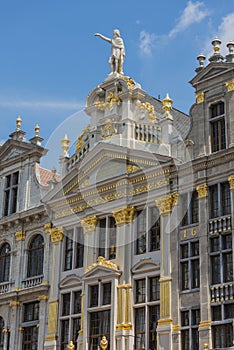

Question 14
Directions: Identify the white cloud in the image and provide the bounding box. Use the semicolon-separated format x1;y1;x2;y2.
139;30;156;56
203;12;234;58
0;98;84;110
169;1;209;38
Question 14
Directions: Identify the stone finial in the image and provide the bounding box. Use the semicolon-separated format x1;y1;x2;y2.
226;40;234;63
61;134;70;158
162;93;173;115
34;124;40;137
67;341;75;350
16;115;22;131
196;53;206;72
212;37;221;54
209;37;224;62
51;166;56;179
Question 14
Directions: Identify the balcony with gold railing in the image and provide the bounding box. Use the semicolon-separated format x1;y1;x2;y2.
211;282;234;302
208;215;232;235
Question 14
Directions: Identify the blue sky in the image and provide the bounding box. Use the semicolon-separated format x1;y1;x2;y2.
0;0;233;168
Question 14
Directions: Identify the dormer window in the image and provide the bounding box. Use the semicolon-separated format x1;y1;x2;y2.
3;171;19;216
210;101;226;152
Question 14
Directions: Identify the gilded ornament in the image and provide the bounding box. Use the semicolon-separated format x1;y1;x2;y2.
86;256;118;272
37;295;48;301
155;193;178;215
112;206;135;225
100;119;117;139
100;336;108;350
67;341;75;350
196;92;205;104
157;318;173;326
225;79;234;92
126;164;140;174
196;183;208;199
228;175;234;190
172;325;181;332
15;230;26;241
162;93;173;114
76;125;90;151
50;227;64;243
94;90;121;112
61;134;70;157
80;215;97;234
136;101;157;122
123;77;135;89
16;116;22;131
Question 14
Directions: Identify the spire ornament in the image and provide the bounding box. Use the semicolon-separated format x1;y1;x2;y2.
16;116;22;131
162;93;173;115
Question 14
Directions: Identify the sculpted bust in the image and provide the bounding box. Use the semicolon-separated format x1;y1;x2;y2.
95;29;125;75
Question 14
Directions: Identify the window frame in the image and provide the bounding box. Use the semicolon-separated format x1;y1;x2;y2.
63;227;84;272
27;234;44;278
209;101;226;153
3;171;19;216
180;308;200;350
0;243;11;283
180;240;200;291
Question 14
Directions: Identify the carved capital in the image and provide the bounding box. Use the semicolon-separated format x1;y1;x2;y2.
80;215;98;234
196;183;208;199
155;193;178;215
225;79;234;92
50;227;64;243
44;222;52;233
196;92;205;104
199;320;211;329
15;230;26;241
9;301;21;307
228;175;234;190
37;295;48;301
112;206;135;225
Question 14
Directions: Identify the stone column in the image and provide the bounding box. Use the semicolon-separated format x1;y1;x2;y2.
8;301;21;348
80;215;98;269
112;206;135;350
196;183;212;349
37;295;48;349
2;327;10;350
228;176;234;303
155;193;178;350
77;290;85;350
44;226;64;350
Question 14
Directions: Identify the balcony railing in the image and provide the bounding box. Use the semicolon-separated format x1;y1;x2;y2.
211;282;234;302
208;215;231;234
0;281;13;294
22;275;43;289
135;124;161;144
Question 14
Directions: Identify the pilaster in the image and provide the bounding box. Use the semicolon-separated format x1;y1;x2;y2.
155;193;178;350
80;215;98;269
196;183;211;348
112;206;135;350
9;301;21;348
44;226;64;350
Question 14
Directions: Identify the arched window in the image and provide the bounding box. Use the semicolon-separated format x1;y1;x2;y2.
0;316;4;349
27;235;44;278
0;243;11;283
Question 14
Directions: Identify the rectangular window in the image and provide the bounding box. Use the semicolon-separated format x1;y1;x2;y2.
149;207;160;251
136;210;146;254
108;217;116;260
74;291;82;314
210;233;233;284
180;191;198;227
98;218;106;258
22;326;38;350
23;302;39;322
64;235;73;271
89;310;110;350
180;241;200;291
181;309;200;350
212;324;233;348
210;101;226;153
62;293;71;316
4;171;19;216
135;308;145;350
149;305;159;350
76;227;84;268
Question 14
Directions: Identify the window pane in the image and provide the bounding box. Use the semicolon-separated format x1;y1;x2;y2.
210;185;218;218
90;285;98;307
136;210;146;254
191;259;200;289
89;310;110;350
212;324;233;348
222;234;232;250
135;308;145;350
181;244;188;259
61;319;69;350
210;237;219;252
191;242;199;256
191;309;200;325
0;243;11;283
181;330;189;350
224;303;234;319
149;207;160;251
64;236;73;271
181;194;188;226
149;277;160;301
74;291;82;314
181;262;189;290
181;311;189;326
22;326;38;350
24;302;39;322
223;252;233;282
27;235;44;278
109;217;116;260
102;283;111;305
149;305;159;350
191;191;199;224
62;293;71;316
99;219;106;258
221;182;231;215
135;279;145;303
211;256;221;284
72;317;81;347
212;305;221;321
